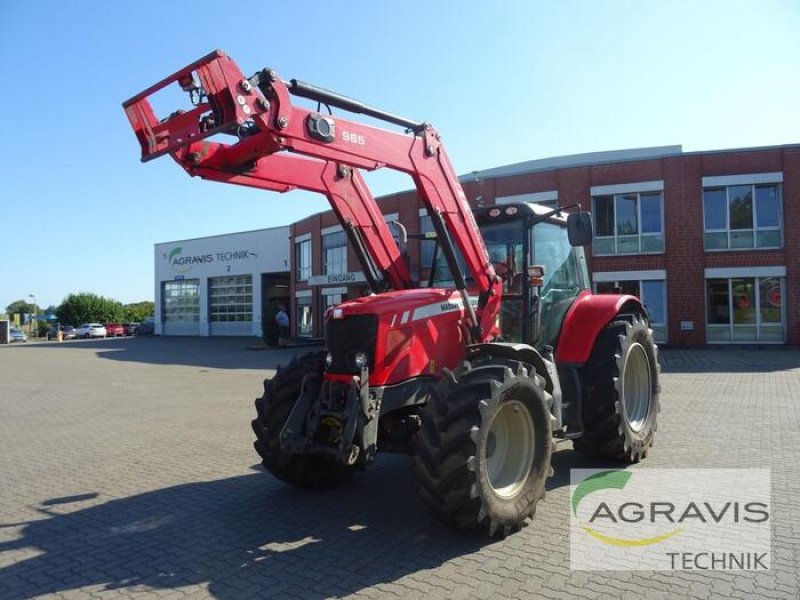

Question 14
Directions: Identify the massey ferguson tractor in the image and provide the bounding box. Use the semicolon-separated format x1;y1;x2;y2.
124;50;661;536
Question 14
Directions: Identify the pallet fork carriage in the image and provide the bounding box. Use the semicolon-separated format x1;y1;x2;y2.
124;50;661;536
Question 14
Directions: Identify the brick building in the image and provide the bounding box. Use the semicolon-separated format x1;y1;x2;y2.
289;144;800;347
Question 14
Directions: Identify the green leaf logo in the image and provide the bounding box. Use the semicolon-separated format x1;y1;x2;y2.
572;470;631;515
168;246;192;274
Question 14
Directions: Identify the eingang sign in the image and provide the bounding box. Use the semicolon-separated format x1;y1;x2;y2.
307;272;366;286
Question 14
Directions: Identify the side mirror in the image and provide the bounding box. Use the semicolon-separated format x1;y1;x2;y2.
527;265;545;288
567;212;593;247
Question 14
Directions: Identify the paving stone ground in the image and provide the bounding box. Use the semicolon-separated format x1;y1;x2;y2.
0;337;797;599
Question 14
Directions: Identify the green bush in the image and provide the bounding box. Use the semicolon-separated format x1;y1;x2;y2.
123;301;155;323
56;293;125;326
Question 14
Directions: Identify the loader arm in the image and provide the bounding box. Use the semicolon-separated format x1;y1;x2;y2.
122;50;502;340
183;149;402;292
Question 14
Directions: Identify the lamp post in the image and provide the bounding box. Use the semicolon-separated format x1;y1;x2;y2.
28;294;37;338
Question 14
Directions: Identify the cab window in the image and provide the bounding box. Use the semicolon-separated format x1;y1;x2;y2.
482;222;525;342
533;222;583;346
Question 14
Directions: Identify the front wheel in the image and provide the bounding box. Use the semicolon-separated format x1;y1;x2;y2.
251;351;354;488
413;358;553;536
574;314;661;463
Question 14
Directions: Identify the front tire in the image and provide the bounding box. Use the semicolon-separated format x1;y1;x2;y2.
413;359;553;536
251;351;354;488
574;314;661;463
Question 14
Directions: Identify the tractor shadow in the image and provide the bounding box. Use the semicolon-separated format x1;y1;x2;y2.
546;445;629;492
0;448;622;599
10;336;320;371
0;457;488;599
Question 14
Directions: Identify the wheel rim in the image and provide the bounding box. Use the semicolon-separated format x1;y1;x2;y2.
623;343;652;432
485;400;535;499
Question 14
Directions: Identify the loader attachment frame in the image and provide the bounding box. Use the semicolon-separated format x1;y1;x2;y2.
122;50;502;341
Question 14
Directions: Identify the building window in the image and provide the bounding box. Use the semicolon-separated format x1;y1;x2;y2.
321;292;346;316
706;277;784;342
595;279;667;342
703;184;782;250
162;280;200;323
296;239;311;281
420;214;436;272
296;296;313;337
592;191;664;255
209;275;252;322
322;231;347;275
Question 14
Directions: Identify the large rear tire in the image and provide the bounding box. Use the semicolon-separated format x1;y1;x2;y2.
574;314;661;463
413;358;553;536
251;351;354;488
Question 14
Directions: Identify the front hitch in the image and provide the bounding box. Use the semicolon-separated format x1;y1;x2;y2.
280;367;374;466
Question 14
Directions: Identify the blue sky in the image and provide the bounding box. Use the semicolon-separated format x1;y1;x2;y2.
1;1;798;311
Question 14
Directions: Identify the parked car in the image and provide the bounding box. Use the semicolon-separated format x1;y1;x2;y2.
124;322;140;336
9;327;27;343
46;325;76;340
75;323;107;339
105;323;125;337
136;317;155;335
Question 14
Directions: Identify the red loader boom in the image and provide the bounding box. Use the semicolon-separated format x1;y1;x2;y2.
123;49;502;341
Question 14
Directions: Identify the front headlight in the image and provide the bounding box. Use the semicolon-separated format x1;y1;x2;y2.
325;352;333;368
353;351;368;369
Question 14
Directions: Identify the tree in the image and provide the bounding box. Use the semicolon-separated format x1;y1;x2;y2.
6;299;37;316
56;293;125;326
123;301;155;323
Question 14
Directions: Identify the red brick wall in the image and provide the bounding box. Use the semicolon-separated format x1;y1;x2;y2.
290;145;799;346
666;155;704;345
782;148;800;344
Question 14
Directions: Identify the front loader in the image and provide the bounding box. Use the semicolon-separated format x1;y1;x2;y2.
123;50;661;536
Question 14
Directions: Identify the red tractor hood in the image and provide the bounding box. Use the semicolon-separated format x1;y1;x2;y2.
326;288;475;386
330;288;470;322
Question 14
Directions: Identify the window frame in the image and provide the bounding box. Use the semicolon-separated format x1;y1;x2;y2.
296;239;312;281
591;190;665;256
295;295;313;337
321;291;347;315
322;230;347;276
702;183;783;251
704;276;785;343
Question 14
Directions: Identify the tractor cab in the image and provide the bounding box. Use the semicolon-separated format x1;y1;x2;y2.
431;202;591;349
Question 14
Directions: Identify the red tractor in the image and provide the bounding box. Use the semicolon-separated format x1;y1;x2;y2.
124;51;661;536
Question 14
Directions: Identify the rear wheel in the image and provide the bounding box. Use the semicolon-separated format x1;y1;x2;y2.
574;314;661;462
251;351;354;488
413;358;553;536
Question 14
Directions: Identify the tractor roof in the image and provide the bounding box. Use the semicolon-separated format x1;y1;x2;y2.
474;202;569;224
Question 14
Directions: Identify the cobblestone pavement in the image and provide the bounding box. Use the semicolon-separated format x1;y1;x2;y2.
0;338;797;599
